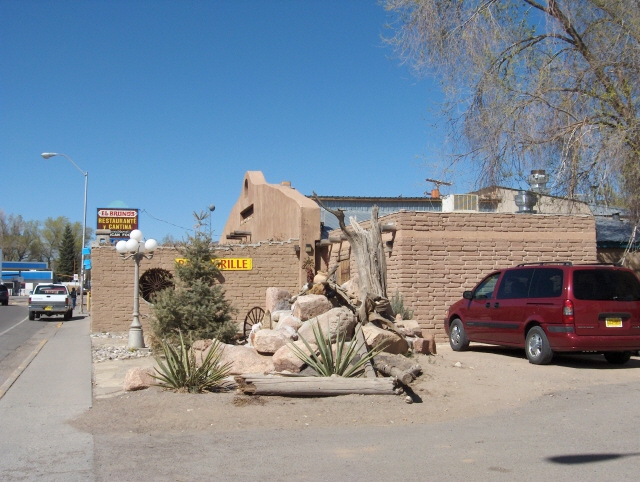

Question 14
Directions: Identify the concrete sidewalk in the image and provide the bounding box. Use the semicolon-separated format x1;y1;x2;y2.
0;315;94;481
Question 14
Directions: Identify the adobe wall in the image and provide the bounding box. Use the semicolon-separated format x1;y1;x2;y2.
329;212;597;342
220;171;321;286
90;240;301;334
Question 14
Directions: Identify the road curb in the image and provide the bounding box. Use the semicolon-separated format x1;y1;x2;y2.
0;338;49;400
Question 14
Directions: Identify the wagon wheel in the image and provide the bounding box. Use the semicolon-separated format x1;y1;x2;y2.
243;307;265;340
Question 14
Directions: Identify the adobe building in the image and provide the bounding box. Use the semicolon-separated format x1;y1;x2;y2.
90;170;598;341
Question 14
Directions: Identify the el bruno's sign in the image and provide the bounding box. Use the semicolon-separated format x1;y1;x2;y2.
175;258;253;271
97;208;139;239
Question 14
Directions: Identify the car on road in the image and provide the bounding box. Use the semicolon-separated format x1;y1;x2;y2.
445;262;640;365
0;285;9;306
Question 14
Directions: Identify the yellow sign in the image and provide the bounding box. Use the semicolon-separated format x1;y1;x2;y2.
175;258;253;271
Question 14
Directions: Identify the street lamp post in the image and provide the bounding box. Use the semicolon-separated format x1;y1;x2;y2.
42;152;88;313
116;230;158;349
208;204;215;239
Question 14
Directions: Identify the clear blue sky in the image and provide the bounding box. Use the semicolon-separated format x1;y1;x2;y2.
1;0;462;242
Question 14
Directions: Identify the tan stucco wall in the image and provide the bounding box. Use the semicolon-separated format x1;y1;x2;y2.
479;187;592;214
220;171;321;285
597;248;640;276
329;212;597;342
90;240;301;334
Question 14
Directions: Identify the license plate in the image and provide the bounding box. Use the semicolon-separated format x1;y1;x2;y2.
44;306;53;311
605;318;623;328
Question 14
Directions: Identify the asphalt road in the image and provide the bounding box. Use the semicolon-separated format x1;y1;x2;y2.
0;304;60;384
90;380;640;481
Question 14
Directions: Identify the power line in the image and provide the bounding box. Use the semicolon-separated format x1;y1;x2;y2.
139;209;192;232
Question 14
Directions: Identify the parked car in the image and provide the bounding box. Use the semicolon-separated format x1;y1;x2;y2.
445;263;640;365
0;285;9;306
28;284;73;320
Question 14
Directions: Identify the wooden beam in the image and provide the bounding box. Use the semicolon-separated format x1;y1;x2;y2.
234;374;396;396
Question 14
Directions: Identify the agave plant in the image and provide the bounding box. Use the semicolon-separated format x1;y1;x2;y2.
152;332;232;393
288;321;387;378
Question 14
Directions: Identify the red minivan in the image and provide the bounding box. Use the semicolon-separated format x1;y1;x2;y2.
445;263;640;365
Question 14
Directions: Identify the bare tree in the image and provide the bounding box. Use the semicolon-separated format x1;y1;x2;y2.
384;0;640;218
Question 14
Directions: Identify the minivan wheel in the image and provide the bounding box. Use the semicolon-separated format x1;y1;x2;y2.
604;351;632;365
449;319;469;351
525;327;554;365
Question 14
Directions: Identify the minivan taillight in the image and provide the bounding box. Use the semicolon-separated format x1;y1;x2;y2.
562;299;574;324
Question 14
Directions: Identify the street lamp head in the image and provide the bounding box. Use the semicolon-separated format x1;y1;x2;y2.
145;239;158;253
115;240;128;254
125;238;139;253
130;229;143;242
41;152;59;159
208;204;215;212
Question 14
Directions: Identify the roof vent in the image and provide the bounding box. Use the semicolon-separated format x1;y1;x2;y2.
281;181;291;187
528;169;549;194
514;190;537;214
442;194;478;212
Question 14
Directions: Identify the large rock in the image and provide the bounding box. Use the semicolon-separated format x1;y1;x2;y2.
276;314;303;332
199;343;274;375
341;277;360;298
123;367;156;391
272;339;316;373
272;309;293;323
297;307;356;343
266;288;291;313
292;294;333;321
253;329;291;355
362;324;409;355
396;319;423;338
413;334;437;355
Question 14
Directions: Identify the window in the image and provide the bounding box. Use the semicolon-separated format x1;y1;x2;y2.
573;270;640;301
241;204;254;221
497;269;534;299
529;268;563;298
474;273;500;299
34;285;66;295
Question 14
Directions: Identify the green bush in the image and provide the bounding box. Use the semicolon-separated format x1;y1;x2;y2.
390;290;414;320
151;231;237;345
152;333;232;393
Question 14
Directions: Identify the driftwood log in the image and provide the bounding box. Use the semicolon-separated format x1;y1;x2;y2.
312;193;388;303
372;354;422;386
234;374;396;396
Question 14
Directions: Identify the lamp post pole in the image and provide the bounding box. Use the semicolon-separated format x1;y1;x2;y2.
208;204;215;239
116;230;158;349
42;152;88;313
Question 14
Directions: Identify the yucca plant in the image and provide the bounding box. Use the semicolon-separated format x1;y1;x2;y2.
152;333;232;393
288;321;387;378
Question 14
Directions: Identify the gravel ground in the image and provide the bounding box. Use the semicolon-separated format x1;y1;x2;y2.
90;332;154;363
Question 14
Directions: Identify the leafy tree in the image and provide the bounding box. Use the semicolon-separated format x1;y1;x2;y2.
0;212;42;261
384;0;640;219
151;231;237;345
56;224;77;280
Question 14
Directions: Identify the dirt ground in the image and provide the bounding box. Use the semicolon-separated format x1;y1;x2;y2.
72;343;640;435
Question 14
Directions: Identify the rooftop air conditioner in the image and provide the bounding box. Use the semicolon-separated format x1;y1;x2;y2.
442;194;479;212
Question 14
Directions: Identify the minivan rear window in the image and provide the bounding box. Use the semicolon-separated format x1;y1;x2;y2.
573;269;640;301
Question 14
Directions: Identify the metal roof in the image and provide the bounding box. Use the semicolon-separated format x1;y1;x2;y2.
315;197;442;236
595;217;639;248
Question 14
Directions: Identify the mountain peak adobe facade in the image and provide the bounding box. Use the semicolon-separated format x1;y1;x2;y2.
220;171;320;286
90;171;598;340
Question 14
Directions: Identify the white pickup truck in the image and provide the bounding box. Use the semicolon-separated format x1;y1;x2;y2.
28;284;73;320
